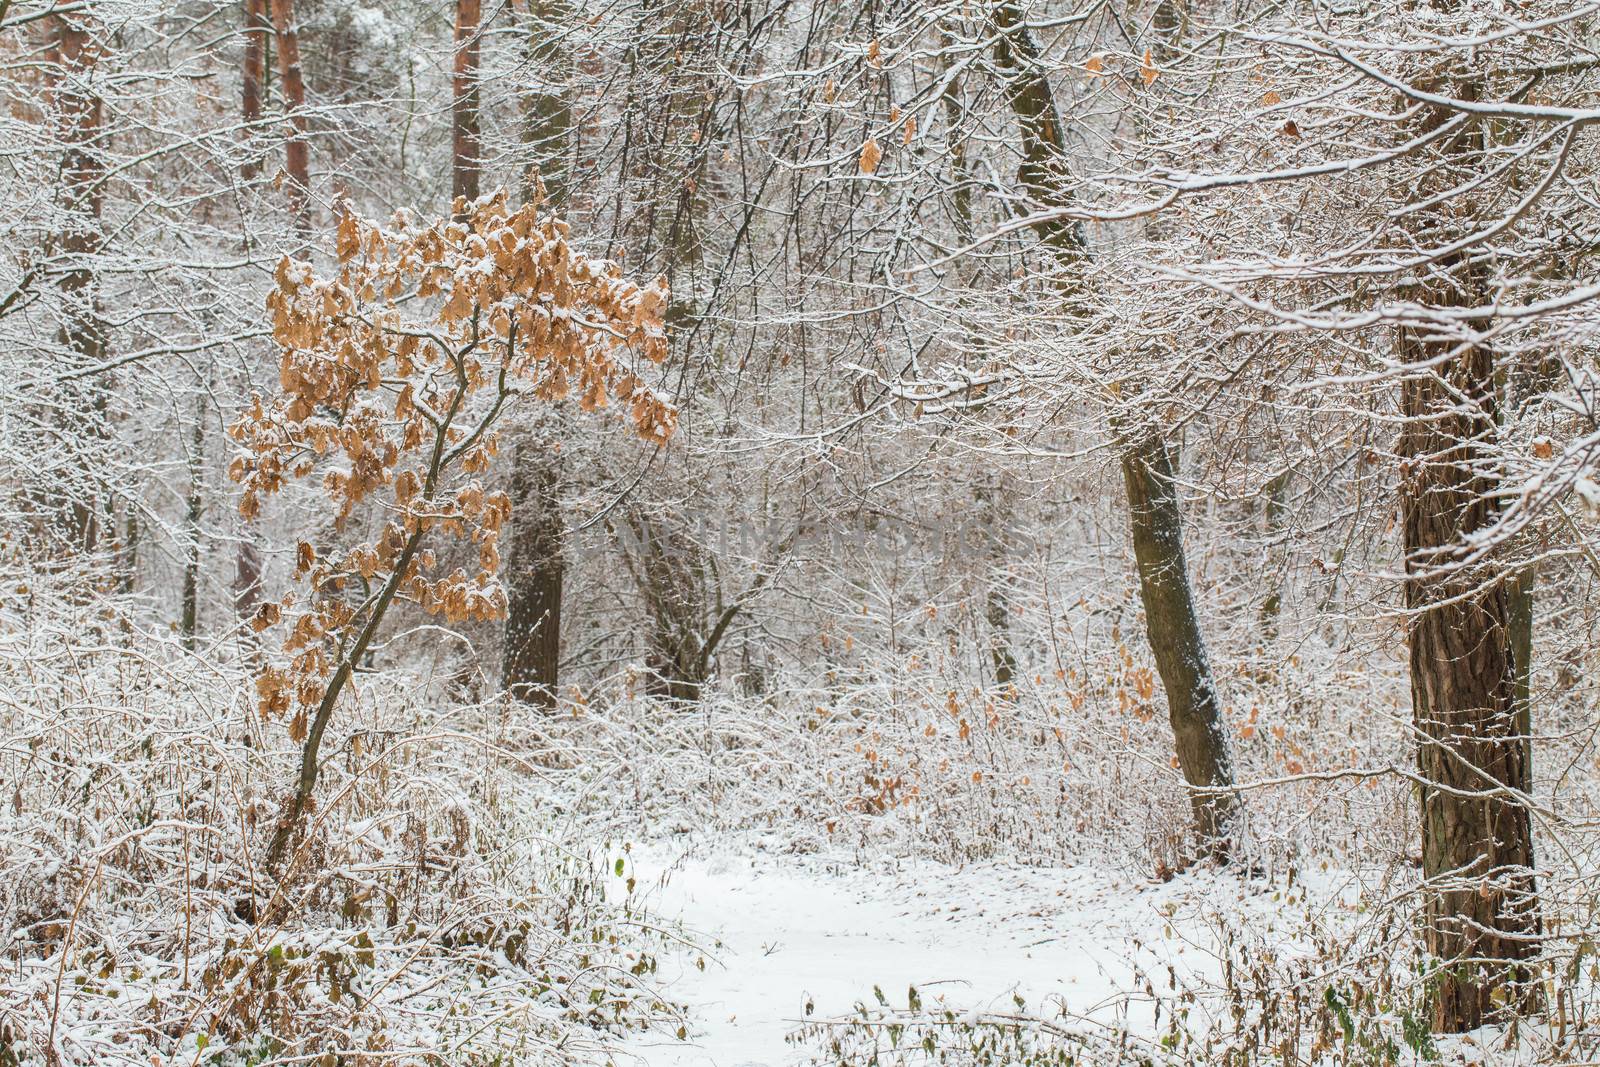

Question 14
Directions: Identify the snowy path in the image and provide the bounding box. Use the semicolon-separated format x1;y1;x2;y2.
615;841;1236;1067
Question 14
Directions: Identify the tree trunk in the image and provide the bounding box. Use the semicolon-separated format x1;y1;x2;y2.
987;2;1236;851
1121;434;1238;860
990;0;1079;258
451;0;482;208
180;399;204;651
267;0;309;235
241;0;269;178
503;443;563;708
1393;34;1540;1030
976;473;1017;689
1258;470;1290;641
1401;324;1540;1032
518;0;572;207
47;13;108;557
1508;567;1535;787
501;5;572;708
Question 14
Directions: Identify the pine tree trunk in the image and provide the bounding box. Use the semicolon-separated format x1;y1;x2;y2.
241;0;268;178
1121;434;1238;860
452;0;482;207
503;443;563;707
267;0;309;234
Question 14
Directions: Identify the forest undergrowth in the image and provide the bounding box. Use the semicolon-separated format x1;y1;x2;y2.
8;547;1600;1065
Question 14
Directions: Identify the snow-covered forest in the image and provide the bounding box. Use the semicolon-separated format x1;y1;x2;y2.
2;0;1599;1063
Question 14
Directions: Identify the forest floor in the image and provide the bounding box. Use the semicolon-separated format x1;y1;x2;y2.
614;834;1308;1066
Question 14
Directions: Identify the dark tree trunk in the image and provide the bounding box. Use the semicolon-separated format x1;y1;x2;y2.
47;13;108;557
990;0;1078;257
1508;567;1535;786
241;0;268;178
1121;434;1238;860
1394;35;1540;1031
501;6;571;709
180;401;204;650
518;0;572;207
451;0;482;207
1401;320;1540;1033
503;444;563;708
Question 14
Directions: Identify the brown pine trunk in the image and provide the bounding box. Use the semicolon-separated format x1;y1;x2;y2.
267;0;309;234
503;444;563;707
47;13;108;556
241;0;268;178
1122;434;1238;860
452;0;482;208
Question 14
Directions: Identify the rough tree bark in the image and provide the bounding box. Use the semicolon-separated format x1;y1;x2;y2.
500;0;572;707
1396;41;1540;1035
1402;336;1541;1030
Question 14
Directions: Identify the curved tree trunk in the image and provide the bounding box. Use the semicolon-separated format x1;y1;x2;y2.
1122;434;1238;860
988;0;1238;852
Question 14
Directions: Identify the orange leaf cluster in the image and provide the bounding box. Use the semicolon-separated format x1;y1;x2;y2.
230;190;676;724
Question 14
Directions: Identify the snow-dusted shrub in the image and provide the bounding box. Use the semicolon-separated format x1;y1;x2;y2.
0;565;678;1065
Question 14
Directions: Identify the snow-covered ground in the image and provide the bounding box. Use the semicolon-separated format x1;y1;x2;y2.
615;838;1280;1066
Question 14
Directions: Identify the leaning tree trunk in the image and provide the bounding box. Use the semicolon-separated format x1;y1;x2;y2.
988;0;1238;852
1122;434;1238;860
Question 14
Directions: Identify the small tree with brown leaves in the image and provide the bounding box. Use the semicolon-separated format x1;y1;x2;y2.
231;190;674;873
